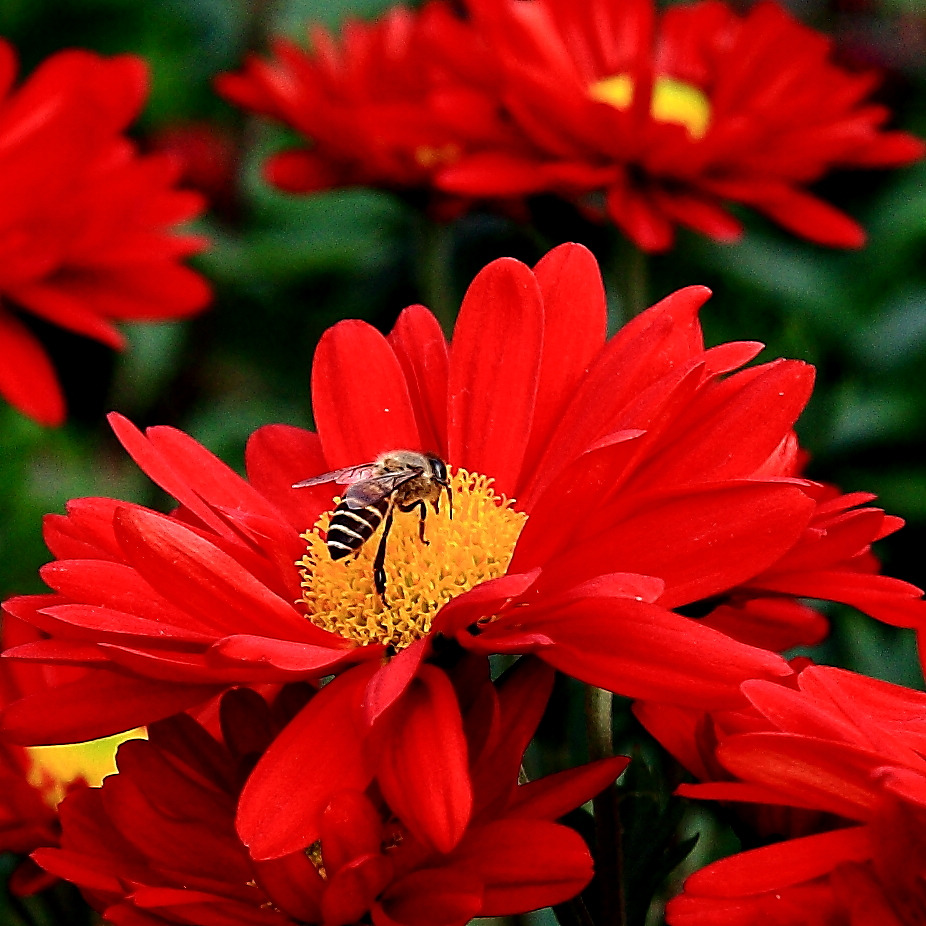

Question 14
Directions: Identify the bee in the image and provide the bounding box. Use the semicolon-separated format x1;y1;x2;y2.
293;450;453;601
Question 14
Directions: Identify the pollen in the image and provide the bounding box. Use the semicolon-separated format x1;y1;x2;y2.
589;74;711;139
298;467;527;650
26;728;147;808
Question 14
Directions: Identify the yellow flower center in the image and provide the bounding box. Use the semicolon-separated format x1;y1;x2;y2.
414;143;462;169
26;728;147;808
589;74;711;139
298;468;527;650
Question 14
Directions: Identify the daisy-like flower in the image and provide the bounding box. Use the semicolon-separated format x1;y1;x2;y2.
34;660;627;925
0;41;210;426
0;617;143;894
653;665;926;925
215;2;486;217
2;243;923;747
435;0;925;251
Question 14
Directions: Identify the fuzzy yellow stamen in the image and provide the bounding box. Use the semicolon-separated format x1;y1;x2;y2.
26;728;147;808
298;468;527;650
589;74;711;139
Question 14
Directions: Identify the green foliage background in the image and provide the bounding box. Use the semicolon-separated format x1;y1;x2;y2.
0;0;924;922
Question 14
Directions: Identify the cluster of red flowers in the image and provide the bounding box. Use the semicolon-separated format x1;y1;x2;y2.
638;665;926;923
1;238;925;922
0;42;210;426
219;0;923;250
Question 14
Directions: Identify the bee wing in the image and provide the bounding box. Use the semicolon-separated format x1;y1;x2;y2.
292;463;377;489
341;470;422;508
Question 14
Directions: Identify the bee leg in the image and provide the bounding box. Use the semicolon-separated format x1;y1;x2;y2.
373;504;396;603
399;499;429;545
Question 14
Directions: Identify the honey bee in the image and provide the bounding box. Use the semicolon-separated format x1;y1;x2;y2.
293;450;453;601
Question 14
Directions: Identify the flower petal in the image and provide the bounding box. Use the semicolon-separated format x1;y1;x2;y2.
375;666;473;853
237;666;375;860
447;256;543;497
0;310;65;426
311;319;420;468
387;304;449;454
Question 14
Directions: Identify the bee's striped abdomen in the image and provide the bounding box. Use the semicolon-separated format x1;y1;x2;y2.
326;497;390;560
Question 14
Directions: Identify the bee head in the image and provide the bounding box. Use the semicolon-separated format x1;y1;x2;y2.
427;455;453;520
428;456;449;486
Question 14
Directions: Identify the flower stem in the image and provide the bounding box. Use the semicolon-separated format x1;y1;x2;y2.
606;234;649;328
584;684;626;926
415;216;457;336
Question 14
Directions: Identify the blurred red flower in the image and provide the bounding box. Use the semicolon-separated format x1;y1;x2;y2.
148;121;239;218
215;3;485;218
34;660;626;925
648;665;926;925
2;243;922;747
0;41;211;426
434;0;925;250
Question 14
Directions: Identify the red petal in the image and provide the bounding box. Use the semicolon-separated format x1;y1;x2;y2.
446;257;544;497
311;319;420;468
758;188;866;249
626;359;815;488
510;756;630;821
431;570;541;638
375;666;473;853
0;310;65;426
387;304;449;454
245;424;328;529
716;732;887;818
112;506;309;639
756;571;926;630
472;596;793;709
449;818;593;914
521;286;712;507
539;482;816;609
518;243;607;491
1;669;219;744
374;869;483;926
321;855;393;925
361;637;427;724
319;790;384;875
237;665;375;860
212;634;358;675
684;826;871;896
108;414;237;540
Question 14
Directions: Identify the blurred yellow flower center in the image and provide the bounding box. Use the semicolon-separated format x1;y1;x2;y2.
589;74;710;139
414;143;462;169
26;728;147;808
299;467;527;650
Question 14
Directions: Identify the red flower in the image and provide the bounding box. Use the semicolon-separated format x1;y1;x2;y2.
0;616;143;895
3;243;922;747
34;660;626;925
434;0;925;251
650;665;926;925
0;41;211;426
148;121;239;217
215;3;485;217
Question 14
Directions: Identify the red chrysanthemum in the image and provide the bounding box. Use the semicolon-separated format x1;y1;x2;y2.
0;616;142;895
215;2;487;218
2;243;923;747
433;0;925;250
0;41;211;426
650;665;926;925
34;660;626;926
